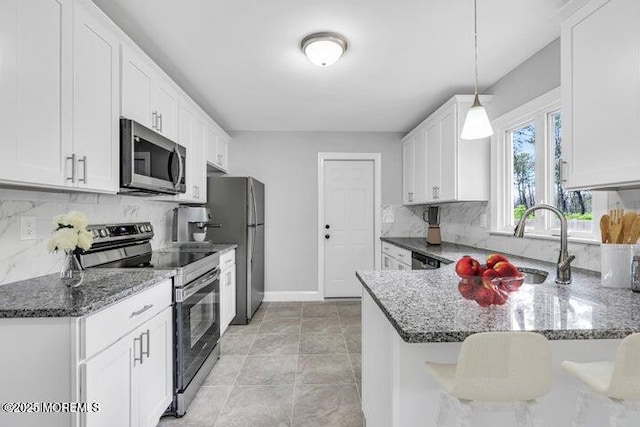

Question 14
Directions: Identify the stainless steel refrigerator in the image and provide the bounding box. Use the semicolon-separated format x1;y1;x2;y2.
206;177;264;324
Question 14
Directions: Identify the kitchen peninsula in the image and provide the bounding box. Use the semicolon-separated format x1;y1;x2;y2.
357;241;640;427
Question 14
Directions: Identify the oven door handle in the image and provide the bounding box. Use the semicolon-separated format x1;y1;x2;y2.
180;268;220;301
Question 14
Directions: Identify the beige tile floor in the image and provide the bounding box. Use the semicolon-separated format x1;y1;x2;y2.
158;299;362;427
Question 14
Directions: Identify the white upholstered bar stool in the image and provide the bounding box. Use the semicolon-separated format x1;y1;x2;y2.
424;331;552;427
562;332;640;427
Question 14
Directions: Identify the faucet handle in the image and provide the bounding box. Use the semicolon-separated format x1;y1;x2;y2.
559;254;576;271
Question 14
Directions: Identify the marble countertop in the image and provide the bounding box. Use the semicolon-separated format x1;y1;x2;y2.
359;237;640;343
156;242;238;254
0;269;176;318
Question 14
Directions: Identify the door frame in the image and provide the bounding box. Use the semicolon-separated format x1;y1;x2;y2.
317;153;382;299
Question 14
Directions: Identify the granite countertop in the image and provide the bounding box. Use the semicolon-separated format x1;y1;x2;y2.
0;269;176;318
358;237;640;343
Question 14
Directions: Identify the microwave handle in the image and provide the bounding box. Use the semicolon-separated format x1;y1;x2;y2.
174;146;184;189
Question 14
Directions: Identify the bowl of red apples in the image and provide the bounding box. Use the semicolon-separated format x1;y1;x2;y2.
455;254;524;307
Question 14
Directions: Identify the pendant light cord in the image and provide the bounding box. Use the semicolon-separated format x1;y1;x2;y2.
473;0;479;97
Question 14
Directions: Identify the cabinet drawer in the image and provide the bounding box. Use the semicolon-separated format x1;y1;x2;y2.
382;243;394;255
220;250;235;270
82;279;172;359
391;246;411;264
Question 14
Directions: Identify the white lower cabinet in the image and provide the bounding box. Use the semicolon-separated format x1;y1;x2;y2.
0;279;173;427
381;243;411;270
83;306;172;427
220;250;237;335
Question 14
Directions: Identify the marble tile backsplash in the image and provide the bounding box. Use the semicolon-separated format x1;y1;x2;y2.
0;188;178;285
382;201;601;272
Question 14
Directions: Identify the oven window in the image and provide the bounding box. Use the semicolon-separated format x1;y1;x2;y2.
189;292;215;346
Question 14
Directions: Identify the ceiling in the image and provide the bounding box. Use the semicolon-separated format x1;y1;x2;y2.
92;0;570;133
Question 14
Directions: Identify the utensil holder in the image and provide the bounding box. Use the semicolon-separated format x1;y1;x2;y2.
601;244;638;288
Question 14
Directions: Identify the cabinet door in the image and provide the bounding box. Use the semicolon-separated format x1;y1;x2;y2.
228;266;236;325
438;109;457;201
562;0;640;189
121;47;153;129
136;307;173;427
382;253;393;270
425;121;441;202
72;0;119;193
178;101;196;202
0;0;72;187
402;137;415;204
204;124;219;166
83;334;133;427
152;81;179;141
413;131;427;203
192;116;206;200
217;137;230;172
220;266;236;335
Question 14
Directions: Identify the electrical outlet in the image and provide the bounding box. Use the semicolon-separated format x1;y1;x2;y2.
21;216;37;240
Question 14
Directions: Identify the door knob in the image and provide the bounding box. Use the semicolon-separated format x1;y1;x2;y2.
325;234;330;239
325;224;330;229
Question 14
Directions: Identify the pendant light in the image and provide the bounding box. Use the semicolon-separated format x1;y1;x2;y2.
460;0;493;140
301;32;348;67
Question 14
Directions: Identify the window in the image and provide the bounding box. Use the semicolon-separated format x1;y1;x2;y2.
493;88;601;240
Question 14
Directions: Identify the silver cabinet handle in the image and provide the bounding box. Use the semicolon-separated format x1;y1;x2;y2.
133;335;143;366
384;257;389;268
78;156;87;184
152;111;158;130
408;192;414;202
141;329;150;360
158;113;163;133
130;304;153;318
66;154;76;182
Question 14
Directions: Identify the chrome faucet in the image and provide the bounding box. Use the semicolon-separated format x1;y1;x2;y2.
513;204;576;285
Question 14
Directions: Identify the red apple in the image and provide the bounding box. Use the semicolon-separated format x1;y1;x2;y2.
455;256;480;278
458;280;477;300
493;261;521;279
475;286;495;307
492;289;508;305
481;268;500;287
477;265;488;277
486;253;510;269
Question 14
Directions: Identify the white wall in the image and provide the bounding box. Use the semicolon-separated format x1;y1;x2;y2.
229;131;403;294
0;188;177;284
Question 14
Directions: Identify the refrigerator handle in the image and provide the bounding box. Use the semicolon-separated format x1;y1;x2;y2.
250;181;258;227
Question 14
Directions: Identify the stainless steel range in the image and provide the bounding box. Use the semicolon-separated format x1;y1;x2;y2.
81;222;221;417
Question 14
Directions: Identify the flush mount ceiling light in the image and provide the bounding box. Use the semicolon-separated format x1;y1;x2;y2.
460;0;494;140
301;32;348;67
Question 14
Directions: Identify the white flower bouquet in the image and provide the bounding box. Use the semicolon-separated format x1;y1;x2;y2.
47;211;93;255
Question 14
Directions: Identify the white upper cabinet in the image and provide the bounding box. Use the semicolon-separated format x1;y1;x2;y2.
121;46;179;142
0;0;72;188
178;99;206;202
72;0;120;193
402;95;491;204
205;122;231;174
561;0;640;190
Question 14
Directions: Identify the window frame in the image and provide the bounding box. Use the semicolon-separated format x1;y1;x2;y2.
490;87;604;241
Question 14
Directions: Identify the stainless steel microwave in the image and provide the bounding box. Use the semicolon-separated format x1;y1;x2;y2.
120;118;186;195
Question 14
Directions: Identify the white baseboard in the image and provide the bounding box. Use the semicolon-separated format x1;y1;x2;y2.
263;291;324;302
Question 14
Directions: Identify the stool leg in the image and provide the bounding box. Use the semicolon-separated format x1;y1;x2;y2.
572;388;588;427
608;399;626;427
435;392;449;427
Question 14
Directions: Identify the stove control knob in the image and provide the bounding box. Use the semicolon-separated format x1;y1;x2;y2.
99;229;107;238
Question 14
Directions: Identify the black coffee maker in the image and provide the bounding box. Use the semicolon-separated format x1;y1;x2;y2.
424;206;441;245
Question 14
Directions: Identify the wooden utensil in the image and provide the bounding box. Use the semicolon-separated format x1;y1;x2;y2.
609;209;624;244
628;216;640;244
600;214;610;243
622;211;638;243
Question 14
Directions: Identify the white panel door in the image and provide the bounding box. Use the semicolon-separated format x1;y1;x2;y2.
73;0;119;192
438;109;457;201
323;160;374;298
152;81;179;141
0;0;71;187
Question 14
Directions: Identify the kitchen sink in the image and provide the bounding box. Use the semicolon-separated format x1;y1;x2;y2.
517;267;548;284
